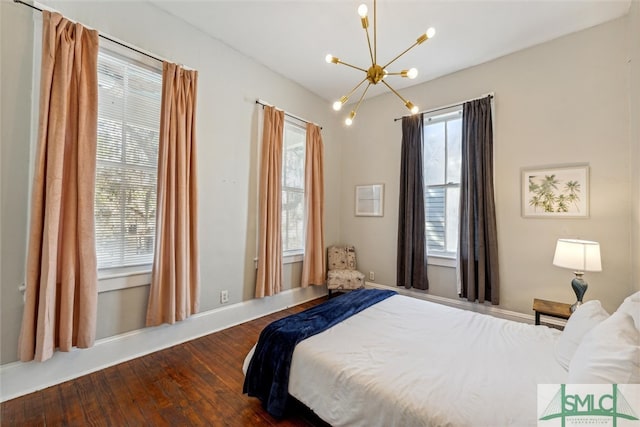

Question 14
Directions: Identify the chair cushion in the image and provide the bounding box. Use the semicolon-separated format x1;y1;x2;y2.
328;246;357;270
327;269;365;290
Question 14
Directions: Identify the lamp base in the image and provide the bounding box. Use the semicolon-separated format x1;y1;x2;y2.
570;300;582;313
570;274;588;313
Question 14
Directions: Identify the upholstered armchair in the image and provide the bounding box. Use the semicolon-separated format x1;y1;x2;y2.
327;245;366;297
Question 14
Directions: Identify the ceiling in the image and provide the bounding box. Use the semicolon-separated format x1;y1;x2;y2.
150;0;631;106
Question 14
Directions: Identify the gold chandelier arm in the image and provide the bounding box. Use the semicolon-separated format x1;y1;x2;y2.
385;69;417;79
351;82;372;117
336;59;368;73
381;80;409;104
374;0;377;65
382;80;418;113
364;26;374;66
381;40;420;70
344;76;369;100
359;5;374;65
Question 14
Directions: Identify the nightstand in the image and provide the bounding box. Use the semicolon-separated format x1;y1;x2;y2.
533;298;572;326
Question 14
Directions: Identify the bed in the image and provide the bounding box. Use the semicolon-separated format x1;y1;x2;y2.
243;289;640;427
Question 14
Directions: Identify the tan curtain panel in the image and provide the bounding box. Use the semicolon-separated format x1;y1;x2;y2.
255;106;284;298
18;11;99;362
146;62;200;326
301;123;326;287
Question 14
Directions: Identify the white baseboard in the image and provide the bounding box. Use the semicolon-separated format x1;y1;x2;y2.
365;281;567;327
0;285;327;402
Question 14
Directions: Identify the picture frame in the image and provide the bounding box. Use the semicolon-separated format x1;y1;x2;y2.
521;164;589;218
355;184;384;217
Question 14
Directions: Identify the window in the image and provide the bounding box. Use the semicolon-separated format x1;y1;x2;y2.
423;108;462;257
281;120;306;254
94;48;162;270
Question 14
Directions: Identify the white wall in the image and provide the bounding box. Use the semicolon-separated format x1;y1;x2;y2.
629;0;640;292
1;1;35;367
0;0;342;364
341;16;634;314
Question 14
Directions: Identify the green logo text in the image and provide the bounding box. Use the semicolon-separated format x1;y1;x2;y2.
539;384;638;427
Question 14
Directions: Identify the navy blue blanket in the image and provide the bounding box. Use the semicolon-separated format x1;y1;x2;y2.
243;288;397;417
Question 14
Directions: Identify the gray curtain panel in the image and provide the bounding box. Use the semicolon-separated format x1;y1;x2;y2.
458;96;500;304
397;115;429;290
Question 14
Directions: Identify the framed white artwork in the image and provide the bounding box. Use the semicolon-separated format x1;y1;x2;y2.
355;184;384;217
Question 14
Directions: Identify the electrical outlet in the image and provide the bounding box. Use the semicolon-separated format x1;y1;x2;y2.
220;290;229;304
369;271;375;281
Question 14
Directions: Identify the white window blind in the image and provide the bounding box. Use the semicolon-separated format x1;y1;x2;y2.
423;109;462;256
281;120;306;254
95;48;162;270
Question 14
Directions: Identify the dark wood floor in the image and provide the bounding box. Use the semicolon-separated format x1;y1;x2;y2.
1;298;330;427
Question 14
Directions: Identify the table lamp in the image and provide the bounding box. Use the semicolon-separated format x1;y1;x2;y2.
552;238;602;312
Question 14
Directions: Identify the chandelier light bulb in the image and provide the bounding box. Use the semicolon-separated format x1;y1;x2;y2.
426;27;436;38
345;111;356;126
401;68;418;79
406;101;419;114
333;101;343;111
325;54;334;63
358;4;368;18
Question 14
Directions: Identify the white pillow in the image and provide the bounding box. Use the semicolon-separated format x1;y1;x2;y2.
625;291;640;302
616;298;640;330
554;300;609;370
568;312;640;384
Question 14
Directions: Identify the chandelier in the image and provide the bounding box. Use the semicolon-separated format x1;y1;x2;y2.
326;0;435;126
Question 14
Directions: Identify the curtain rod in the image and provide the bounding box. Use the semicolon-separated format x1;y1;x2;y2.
393;93;494;122
255;100;323;130
14;0;164;64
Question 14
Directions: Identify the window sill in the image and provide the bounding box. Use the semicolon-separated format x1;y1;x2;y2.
427;255;457;268
254;252;304;269
98;266;152;293
283;251;304;264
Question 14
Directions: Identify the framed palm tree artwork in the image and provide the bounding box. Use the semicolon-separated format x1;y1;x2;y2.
521;164;589;218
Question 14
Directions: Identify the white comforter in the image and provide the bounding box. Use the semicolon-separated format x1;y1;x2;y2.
244;295;568;427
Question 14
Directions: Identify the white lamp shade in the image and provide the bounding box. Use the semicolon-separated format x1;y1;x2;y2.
553;239;602;272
